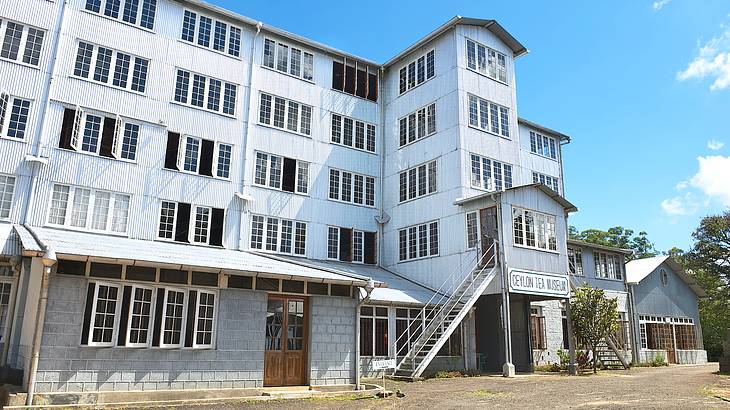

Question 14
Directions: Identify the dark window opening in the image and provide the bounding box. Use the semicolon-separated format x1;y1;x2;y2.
56;259;86;276
282;279;305;294
282;158;297;193
199;139;214;176
228;275;253;289
330;284;351;297
367;73;378;102
164;132;181;170
59;108;76;150
99;116;116;158
174;202;191;243
364;232;377;265
126;265;156;282
332;61;344;91
339;227;353;262
160;269;188;284
255;277;280;291
89;262;123;279
191;271;218;287
307;282;328;295
344;62;356;95
355;68;367;99
209;208;225;247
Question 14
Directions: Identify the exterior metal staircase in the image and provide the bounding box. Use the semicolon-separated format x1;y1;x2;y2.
392;243;499;379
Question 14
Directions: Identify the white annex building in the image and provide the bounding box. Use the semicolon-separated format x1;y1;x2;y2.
0;0;706;404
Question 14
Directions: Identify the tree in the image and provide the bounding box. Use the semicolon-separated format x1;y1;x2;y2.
570;286;620;373
569;225;658;260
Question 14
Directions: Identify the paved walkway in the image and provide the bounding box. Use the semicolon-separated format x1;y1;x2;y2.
171;363;729;409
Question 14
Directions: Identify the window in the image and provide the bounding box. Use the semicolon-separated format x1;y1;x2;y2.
530;131;557;160
398;221;438;261
0;275;12;345
0;93;31;140
331;58;378;102
156;200;225;246
73;41;149;93
594;252;624;280
512;207;557;251
0;20;45;66
258;93;311;136
470;154;513;191
174;69;237;115
87;282;121;347
465;38;507;83
360;306;388;356
561;309;570;350
162;132;232;179
85;0;157;29
160;288;186;348
180;10;240;57
660;268;668;286
250;215;307;256
467;94;510;138
47;184;130;234
532;172;560;194
530;307;547;350
328;168;375;206
399;102;436;147
330;113;376;153
327;226;377;264
398;49;435;95
568;247;583;276
399;160;436;202
126;285;154;347
0;175;15;219
253;152;308;194
466;211;479;249
193;290;216;348
58;107;141;162
262;38;314;81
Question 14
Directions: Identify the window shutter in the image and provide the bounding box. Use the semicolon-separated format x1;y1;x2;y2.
339;228;352;262
344;62;356;94
364;232;377;265
184;290;197;348
0;92;8;132
80;282;96;345
332;61;344;91
151;288;165;347
59;107;76;149
209;208;225;247
111;115;123;158
367;73;378;102
99;116;116;158
282;158;296;193
199;139;214;176
164;132;181;170
174;202;191;243
117;285;132;346
176;136;186;171
70;106;83;151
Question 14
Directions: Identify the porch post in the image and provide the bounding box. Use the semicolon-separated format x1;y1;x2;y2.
495;203;514;377
565;299;578;375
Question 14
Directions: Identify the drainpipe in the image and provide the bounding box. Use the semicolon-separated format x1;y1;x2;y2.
25;247;57;406
235;21;263;250
377;66;386;267
355;279;375;391
627;282;640;364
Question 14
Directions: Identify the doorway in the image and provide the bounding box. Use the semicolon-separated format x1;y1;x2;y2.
264;296;308;386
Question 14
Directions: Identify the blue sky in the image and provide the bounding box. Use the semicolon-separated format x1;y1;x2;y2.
214;0;730;252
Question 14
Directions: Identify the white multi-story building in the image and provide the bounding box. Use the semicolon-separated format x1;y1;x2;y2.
0;0;620;402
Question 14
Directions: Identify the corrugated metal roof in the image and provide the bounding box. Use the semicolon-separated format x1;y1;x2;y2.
518;118;571;143
454;183;578;213
0;223;21;257
626;255;706;297
567;239;633;255
25;227;370;286
13;224;43;255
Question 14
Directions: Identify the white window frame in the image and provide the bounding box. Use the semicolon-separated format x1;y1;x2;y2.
63;107;139;163
72;41;149;94
0;19;46;68
360;305;389;357
192;289;218;348
532;172;560;194
529;131;557;160
398;102;437;148
83;0;158;30
157;200;178;241
512;207;558;253
327;226;340;260
568;247;584;276
262;38;314;82
159;287;188;349
330;113;377;153
0;93;32;141
214;141;233;180
399;160;437;203
470;153;513;192
173;68;237;116
257;92;312;137
467;94;510;138
180;9;242;58
398;49;435;95
465;37;508;84
125;284;155;348
177;135;202;174
465;211;480;250
86;281;122;347
250;215;307;257
253;151;309;195
327;167;376;207
191;205;212;244
46;184;130;235
0;174;16;220
398;221;439;262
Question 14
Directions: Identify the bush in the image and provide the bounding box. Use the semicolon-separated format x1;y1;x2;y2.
428;369;480;379
650;355;669;367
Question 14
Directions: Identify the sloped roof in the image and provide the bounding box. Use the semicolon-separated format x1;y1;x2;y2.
0;223;20;258
519;118;571;143
626;255;706;297
455;183;578;213
567;239;633;255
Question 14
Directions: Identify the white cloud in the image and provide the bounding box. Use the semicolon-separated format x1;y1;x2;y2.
689;155;730;206
675;180;689;190
708;139;725;150
653;0;671;11
661;193;699;216
677;27;730;90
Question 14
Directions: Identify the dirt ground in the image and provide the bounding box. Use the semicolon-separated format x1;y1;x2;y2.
160;363;730;410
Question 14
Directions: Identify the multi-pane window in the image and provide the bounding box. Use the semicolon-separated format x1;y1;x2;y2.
254;152;309;194
250;215;307;256
174;69;237;115
192;206;211;244
465;38;508;83
466;211;479;249
467;94;510;138
360;306;388;356
0;93;31;140
398;221;439;261
0;20;46;66
85;0;158;29
399;160;437;202
126;285;153;347
0;175;15;219
530;131;557;160
88;283;120;346
156;201;224;246
47;184;130;234
180;10;241;57
327;226;377;264
73;42;149;93
470;154;513;191
258;93;311;136
330;113;376;153
398;49;435;95
399;103;436;147
161;288;186;348
158;201;177;239
568;247;583;276
0;278;12;345
59;107;141;162
328;169;376;207
532;172;560;194
215;143;232;179
512;207;557;251
194;291;216;347
594;252;624;280
530;307;547;350
331;58;378;102
163;132;232;179
262;38;314;81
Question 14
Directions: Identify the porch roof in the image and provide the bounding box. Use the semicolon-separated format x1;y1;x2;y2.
454;183;578;213
0;223;21;258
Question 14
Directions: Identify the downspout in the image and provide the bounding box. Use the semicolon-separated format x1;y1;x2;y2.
377;66;386;267
235;21;263;250
627;280;640;364
355;279;375;391
21;0;67;224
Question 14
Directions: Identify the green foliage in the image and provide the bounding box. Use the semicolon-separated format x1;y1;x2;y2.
650;355;668;367
570;286;620;373
568;225;658;260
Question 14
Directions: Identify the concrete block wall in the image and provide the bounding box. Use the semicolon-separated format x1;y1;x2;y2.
308;296;356;386
532;300;565;365
34;275;268;393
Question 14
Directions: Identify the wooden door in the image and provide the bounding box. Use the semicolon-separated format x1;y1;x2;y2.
479;207;498;267
264;296;307;386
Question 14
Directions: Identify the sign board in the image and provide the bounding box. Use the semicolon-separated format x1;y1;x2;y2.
508;269;569;298
371;358;396;370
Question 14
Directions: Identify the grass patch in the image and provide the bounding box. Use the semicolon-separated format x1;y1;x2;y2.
305;394;377;402
428;369;481;379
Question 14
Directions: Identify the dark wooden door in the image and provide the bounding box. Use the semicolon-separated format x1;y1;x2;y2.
264;296;307;386
479;207;498;267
